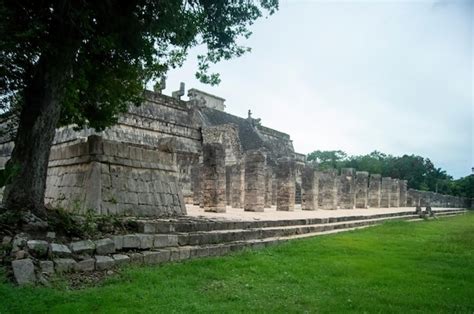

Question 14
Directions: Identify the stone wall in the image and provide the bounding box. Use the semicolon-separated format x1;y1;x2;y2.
45;135;186;216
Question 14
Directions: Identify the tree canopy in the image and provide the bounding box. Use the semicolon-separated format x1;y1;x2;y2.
307;150;473;198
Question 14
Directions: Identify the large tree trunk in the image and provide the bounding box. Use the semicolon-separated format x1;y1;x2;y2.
2;52;73;216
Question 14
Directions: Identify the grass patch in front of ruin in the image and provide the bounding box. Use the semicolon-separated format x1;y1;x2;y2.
1;213;473;313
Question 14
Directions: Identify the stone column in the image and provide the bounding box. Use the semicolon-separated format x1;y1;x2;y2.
390;179;400;207
271;173;277;206
264;168;273;208
354;171;369;208
399;180;408;207
368;174;381;208
244;150;266;212
276;157;296;211
229;163;243;208
302;165;319;210
380;177;392;208
202;143;226;213
318;169;338;210
191;164;201;206
338;168;355;209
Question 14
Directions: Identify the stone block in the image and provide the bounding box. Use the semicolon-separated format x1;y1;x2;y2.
95;238;115;255
128;252;144;264
123;234;141;249
27;240;49;258
70;240;95;255
39;260;54;275
54;258;77;273
95;255;115;270
74;258;95;272
113;254;130;266
112;235;124;250
138;234;155;249
12;259;36;285
50;243;72;258
154;234;179;248
142;250;171;265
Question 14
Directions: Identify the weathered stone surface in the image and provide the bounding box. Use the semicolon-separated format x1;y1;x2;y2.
228;164;244;208
70;240;95;255
276;157;296;211
112;235;123;250
54;258;76;273
201;143;226;213
138;234;155;249
95;255;115;270
154;234;178;248
338;168;355;209
12;233;29;252
113;254;130;266
39;261;54;275
302;165;318;210
50;243;72;257
390;179;400;207
264;168;273;208
142;250;171;264
380;177;392;208
191;164;202;206
399;180;408;207
74;258;95;272
244;150;266;212
27;240;49;257
318;170;338;210
123;234;141;249
95;238;115;255
12;259;35;285
368;174;381;208
128;252;144;264
354;171;369;209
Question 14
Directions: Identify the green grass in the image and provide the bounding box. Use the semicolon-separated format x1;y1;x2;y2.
1;213;473;313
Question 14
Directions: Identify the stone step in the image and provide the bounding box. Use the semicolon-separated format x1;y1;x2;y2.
135;209;466;234
135;210;467;265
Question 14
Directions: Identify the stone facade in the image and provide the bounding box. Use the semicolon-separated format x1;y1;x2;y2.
354;171;369;208
380;177;392;208
338;168;355;209
276;157;296;211
45;135;186;216
390;179;400;207
318;170;338;210
201;143;226;213
399;180;408;207
244;150;266;212
367;174;381;208
0;87;470;217
301;165;319;210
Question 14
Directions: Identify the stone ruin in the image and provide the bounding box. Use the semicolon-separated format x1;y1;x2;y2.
0;86;471;216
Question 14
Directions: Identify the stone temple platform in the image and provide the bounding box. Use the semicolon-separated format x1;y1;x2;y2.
186;204;462;222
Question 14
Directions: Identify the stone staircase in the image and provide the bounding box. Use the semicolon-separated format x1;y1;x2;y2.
9;209;468;284
130;209;467;261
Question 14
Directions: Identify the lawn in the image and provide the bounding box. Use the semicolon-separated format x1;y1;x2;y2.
1;213;473;313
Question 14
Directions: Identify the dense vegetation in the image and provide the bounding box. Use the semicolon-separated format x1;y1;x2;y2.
307;150;473;198
1;214;473;313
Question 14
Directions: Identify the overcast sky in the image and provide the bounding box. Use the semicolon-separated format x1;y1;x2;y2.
161;0;473;179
